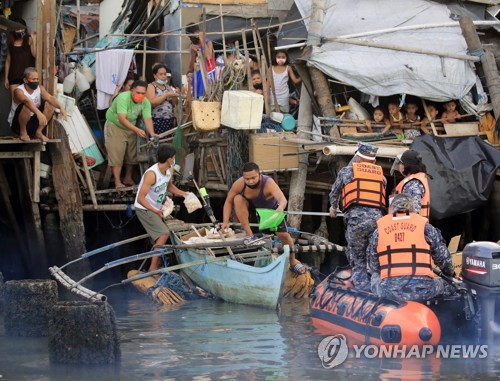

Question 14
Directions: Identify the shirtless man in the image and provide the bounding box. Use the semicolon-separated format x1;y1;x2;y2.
222;162;307;274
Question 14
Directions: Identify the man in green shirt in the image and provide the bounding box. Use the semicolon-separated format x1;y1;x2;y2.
105;80;155;188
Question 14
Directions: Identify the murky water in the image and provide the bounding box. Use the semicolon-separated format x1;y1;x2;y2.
1;289;499;381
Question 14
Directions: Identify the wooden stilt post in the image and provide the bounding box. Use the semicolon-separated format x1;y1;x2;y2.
49;121;90;278
286;0;328;229
14;159;48;278
287;68;314;230
460;16;500;121
306;0;338;138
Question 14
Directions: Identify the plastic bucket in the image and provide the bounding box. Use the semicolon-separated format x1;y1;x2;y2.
281;114;296;131
256;208;286;231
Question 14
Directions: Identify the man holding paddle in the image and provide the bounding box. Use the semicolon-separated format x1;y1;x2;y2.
222;162;308;275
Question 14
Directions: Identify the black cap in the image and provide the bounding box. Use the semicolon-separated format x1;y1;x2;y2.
401;149;422;166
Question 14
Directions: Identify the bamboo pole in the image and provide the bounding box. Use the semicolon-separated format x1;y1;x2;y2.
242;29;253;91
421;99;438;136
323;144;407;158
266;33;279;112
322;37;480;62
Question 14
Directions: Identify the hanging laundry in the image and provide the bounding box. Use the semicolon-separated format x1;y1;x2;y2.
95;49;134;109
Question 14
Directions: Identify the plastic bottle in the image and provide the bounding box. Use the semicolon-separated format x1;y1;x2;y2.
63;71;76;94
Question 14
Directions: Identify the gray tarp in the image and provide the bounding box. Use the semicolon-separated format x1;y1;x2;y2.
295;0;477;101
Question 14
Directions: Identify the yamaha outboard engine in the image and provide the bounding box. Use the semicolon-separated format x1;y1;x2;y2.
461;241;500;343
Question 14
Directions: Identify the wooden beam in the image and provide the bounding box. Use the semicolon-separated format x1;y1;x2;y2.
33;151;41;203
36;0;43;77
460;16;500;120
49;121;90;278
0;152;34;158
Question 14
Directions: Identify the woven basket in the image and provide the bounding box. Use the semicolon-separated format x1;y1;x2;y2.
192;100;221;132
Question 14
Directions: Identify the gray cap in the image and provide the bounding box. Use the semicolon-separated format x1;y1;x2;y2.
356;142;378;160
390;194;416;213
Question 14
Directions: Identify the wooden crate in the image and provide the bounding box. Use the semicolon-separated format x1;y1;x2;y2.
249;132;299;171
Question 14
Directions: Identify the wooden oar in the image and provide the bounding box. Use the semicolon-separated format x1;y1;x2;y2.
123;250;273;284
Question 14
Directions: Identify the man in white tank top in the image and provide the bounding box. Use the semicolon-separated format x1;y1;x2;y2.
134;144;188;272
9;67;67;142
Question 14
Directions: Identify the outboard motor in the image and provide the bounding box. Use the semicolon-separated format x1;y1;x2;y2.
461;241;500;343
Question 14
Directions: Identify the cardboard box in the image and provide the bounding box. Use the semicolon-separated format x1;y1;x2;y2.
221;90;263;130
249;132;299;171
432;235;462;275
180;227;208;242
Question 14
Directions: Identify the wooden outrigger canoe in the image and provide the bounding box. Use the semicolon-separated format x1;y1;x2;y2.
167;221;289;309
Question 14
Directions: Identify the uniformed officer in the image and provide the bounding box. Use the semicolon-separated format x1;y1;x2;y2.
392;149;431;220
329;142;387;290
368;194;455;302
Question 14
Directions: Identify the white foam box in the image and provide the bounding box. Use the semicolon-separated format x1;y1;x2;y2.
221;90;263;130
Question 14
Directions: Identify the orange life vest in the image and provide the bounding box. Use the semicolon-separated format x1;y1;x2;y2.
341;162;386;211
395;172;430;220
376;212;433;279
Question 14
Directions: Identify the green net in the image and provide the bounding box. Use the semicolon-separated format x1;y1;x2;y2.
256;209;286;231
173;124;183;164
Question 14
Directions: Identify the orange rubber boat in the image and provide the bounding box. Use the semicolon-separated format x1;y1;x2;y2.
310;270;441;346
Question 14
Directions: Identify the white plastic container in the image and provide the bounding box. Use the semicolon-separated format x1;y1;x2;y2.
221;90;263;130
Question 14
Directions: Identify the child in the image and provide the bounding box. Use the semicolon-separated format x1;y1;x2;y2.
441;100;461;123
270;51;301;113
421;104;439;135
365;106;391;133
250;69;263;95
403;101;421;138
387;101;404;137
186;23;216;99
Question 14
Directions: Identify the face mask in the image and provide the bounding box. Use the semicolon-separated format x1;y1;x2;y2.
276;58;286;65
253;83;263;90
26;81;38;90
246;178;261;190
156;79;166;86
15;31;25;39
132;93;145;103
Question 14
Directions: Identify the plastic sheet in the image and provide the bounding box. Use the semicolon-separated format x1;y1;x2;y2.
411;135;500;220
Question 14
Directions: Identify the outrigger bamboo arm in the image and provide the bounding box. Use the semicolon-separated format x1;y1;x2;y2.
49;266;107;302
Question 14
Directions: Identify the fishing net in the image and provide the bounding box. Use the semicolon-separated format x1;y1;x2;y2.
173;123;183;165
226;129;248;188
156;272;202;300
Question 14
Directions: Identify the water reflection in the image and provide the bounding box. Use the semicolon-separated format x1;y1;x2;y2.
0;290;499;380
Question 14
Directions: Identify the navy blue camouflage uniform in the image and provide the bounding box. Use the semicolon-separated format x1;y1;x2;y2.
367;223;455;302
329;165;386;291
400;179;425;215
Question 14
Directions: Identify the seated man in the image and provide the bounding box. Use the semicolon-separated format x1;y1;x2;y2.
8;67;67;141
222;162;307;274
368;194;456;302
